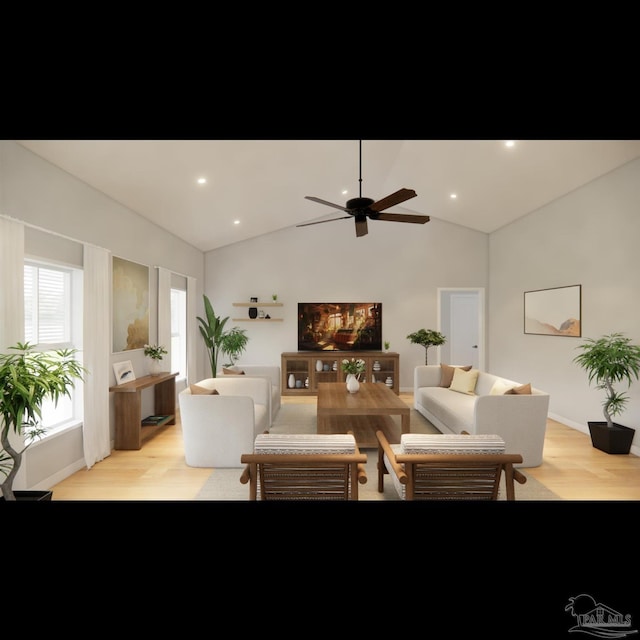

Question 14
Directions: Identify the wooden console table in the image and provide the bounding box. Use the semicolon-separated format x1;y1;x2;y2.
109;372;177;450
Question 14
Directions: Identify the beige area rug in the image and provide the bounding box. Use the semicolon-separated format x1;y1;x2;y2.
196;402;561;501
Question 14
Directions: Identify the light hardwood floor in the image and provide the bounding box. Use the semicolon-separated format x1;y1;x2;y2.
50;392;640;500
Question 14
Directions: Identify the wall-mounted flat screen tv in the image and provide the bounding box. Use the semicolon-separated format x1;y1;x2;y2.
298;302;382;351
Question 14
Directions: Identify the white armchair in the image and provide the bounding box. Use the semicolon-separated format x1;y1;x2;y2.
220;364;281;424
178;376;271;468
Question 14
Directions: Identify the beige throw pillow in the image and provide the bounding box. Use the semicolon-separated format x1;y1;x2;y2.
223;367;245;375
490;380;514;395
506;383;532;395
190;384;219;395
449;368;479;395
439;364;472;388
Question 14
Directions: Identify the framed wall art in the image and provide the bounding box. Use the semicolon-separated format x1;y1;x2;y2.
524;285;581;337
113;360;136;384
112;256;150;352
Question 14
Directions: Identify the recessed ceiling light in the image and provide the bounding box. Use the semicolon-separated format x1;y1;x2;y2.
504;141;515;148
197;177;207;184
450;193;457;199
234;220;240;225
341;189;348;196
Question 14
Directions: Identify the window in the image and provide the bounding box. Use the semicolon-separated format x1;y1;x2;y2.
171;287;187;381
24;260;84;431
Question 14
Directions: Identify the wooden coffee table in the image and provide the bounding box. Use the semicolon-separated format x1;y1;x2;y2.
316;382;410;448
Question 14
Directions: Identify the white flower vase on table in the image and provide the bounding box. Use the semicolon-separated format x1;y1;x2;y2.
143;344;168;377
148;358;163;376
346;374;360;394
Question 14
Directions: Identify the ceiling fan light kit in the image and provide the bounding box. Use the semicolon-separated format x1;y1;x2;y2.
298;140;430;237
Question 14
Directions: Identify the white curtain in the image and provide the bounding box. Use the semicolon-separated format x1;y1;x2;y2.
157;267;172;360
0;217;24;350
187;276;198;384
82;244;111;468
0;217;27;487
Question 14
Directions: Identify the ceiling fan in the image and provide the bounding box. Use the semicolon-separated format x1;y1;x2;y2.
297;140;430;237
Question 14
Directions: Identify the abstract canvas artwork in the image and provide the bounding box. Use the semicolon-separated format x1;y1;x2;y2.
524;285;581;336
112;256;149;352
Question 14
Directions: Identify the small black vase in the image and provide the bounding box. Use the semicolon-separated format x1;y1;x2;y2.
248;307;258;319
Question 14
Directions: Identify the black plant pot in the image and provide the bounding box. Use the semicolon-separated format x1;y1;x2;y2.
0;490;53;502
588;421;635;455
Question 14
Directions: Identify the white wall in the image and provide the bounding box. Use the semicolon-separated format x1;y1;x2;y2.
489;157;640;451
204;216;489;388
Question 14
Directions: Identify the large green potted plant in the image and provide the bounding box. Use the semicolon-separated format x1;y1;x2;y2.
406;329;447;365
0;342;85;501
573;332;640;454
197;294;249;377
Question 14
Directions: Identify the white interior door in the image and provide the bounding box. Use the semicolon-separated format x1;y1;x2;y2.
438;288;485;370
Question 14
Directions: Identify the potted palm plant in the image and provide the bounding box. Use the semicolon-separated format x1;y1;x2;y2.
197;294;249;377
406;329;447;365
0;341;85;501
573;332;640;454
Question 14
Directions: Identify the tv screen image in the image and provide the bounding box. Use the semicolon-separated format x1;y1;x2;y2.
297;302;382;351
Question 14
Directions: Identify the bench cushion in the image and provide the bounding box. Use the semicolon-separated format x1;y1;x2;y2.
254;433;356;454
400;433;505;454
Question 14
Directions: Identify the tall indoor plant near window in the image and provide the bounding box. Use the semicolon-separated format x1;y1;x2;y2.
406;329;447;365
573;332;640;454
0;342;85;500
197;294;249;377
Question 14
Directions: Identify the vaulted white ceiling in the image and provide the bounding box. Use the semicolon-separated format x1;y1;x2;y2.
16;139;640;252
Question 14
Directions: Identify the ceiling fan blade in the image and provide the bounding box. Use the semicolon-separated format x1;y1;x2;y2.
355;216;368;237
369;188;417;212
296;216;351;228
304;196;350;212
375;213;431;224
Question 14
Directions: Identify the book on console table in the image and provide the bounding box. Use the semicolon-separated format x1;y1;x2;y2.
141;415;171;426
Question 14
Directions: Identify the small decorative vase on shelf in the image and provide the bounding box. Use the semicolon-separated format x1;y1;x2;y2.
346;374;360;394
373;361;381;371
385;376;393;387
148;358;163;376
288;373;296;389
316;359;323;372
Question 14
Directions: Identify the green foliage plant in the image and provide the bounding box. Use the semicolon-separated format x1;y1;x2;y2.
197;295;250;376
0;342;86;500
406;328;447;365
573;332;640;428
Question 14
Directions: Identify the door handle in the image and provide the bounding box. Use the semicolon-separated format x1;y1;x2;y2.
472;345;478;348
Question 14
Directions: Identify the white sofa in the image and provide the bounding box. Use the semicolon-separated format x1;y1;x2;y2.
220;364;281;425
178;376;271;468
413;365;550;467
